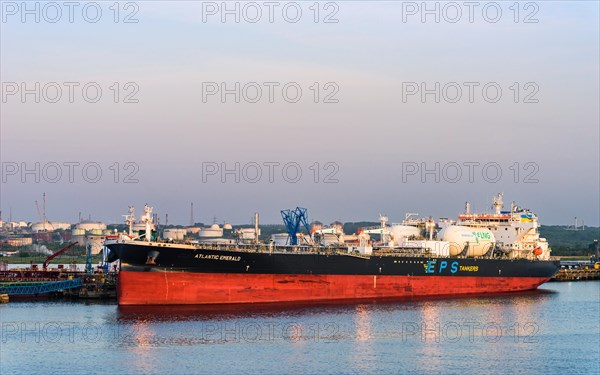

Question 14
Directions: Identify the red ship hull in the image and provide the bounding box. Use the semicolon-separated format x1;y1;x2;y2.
118;270;551;305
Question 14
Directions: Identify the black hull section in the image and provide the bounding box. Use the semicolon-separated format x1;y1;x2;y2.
107;243;560;279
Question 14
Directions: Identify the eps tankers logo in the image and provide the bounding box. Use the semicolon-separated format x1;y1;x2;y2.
424;260;479;274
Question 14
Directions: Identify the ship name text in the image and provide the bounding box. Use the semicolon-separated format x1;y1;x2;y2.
195;254;242;262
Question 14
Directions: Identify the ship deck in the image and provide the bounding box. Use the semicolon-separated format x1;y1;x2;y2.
109;240;557;261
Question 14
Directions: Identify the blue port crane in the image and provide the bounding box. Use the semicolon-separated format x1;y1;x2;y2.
281;207;311;245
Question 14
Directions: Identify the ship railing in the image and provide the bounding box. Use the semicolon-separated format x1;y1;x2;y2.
129;239;550;261
188;242;441;258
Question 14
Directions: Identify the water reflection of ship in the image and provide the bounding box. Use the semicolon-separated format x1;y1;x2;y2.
116;288;556;323
348;305;376;374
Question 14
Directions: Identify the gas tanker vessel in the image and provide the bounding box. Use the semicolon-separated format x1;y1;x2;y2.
105;199;559;305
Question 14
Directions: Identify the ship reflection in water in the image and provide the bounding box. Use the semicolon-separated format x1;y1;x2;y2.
116;288;556;322
113;289;569;373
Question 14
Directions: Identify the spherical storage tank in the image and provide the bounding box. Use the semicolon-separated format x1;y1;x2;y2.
438;226;495;257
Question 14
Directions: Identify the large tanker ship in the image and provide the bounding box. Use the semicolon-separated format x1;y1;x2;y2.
105;198;560;305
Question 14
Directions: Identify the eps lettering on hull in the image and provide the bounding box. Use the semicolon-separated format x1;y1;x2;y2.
424;260;461;274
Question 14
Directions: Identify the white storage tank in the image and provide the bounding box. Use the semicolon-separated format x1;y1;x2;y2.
186;227;202;235
31;222;52;232
198;224;223;238
75;221;107;231
438;226;495;257
401;240;451;257
321;233;341;245
14;221;29;228
390;225;421;241
31;222;72;232
132;223;156;232
51;222;72;231
270;233;289;245
163;228;187;241
236;228;259;240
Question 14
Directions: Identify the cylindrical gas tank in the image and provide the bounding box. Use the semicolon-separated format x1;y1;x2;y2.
438;226;495;257
163;228;186;241
390;225;421;241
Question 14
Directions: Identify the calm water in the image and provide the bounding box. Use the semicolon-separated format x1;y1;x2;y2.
1;282;598;374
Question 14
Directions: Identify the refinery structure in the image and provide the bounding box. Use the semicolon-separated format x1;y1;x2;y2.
1;193;552;263
100;194;552;262
0;196;261;257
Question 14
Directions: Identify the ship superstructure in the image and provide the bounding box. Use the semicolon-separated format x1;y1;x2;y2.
454;194;550;260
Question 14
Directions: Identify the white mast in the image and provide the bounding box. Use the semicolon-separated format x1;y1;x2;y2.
492;193;503;215
142;204;153;241
125;206;135;237
254;212;259;244
379;214;389;244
